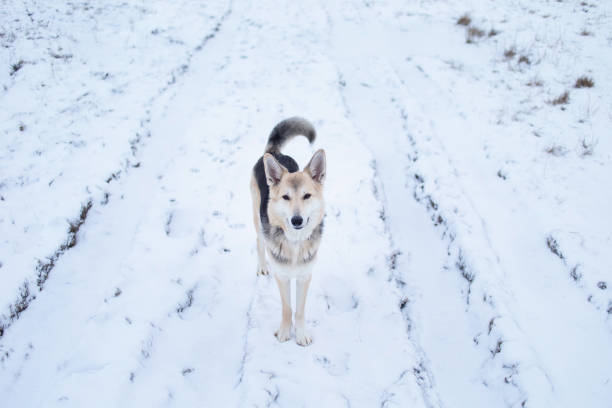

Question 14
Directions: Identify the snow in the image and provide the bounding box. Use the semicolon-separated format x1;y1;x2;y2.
1;0;611;407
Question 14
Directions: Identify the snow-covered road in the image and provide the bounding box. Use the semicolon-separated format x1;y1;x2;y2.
2;1;611;407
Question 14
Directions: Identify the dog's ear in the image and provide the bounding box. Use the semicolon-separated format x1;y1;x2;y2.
263;153;287;186
305;149;326;185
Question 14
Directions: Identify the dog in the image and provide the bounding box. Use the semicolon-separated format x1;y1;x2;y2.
250;117;326;346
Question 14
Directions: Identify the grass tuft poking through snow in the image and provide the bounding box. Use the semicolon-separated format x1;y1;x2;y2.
574;76;594;88
457;14;471;26
546;235;564;260
550;91;570;106
526;77;543;87
504;47;517;59
570;265;582;282
466;26;485;43
9;60;24;76
545;144;568;157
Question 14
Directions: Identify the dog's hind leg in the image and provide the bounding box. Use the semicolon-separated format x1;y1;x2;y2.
251;175;269;275
255;229;269;276
295;274;313;346
274;275;292;342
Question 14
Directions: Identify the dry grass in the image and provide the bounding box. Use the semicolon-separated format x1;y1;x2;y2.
504;47;516;59
456;14;495;44
550;91;569;106
570;265;582;282
457;14;471;26
526;78;543;87
546;235;564;258
466;26;485;43
518;55;531;65
545;145;568;157
574;76;594;88
581;136;598;157
10;60;23;75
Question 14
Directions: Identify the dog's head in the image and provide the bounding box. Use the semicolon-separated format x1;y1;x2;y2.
263;149;326;238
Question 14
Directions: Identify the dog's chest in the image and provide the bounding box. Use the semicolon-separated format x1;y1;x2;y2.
266;226;321;267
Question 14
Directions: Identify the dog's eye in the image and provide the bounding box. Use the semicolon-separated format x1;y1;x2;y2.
282;195;290;200
303;193;311;200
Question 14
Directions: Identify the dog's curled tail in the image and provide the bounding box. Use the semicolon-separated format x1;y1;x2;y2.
265;117;316;154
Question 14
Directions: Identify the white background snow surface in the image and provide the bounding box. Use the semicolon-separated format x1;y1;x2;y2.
1;0;611;407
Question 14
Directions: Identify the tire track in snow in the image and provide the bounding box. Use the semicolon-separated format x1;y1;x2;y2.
334;70;444;408
320;3;444;405
320;1;554;403
387;62;552;406
322;1;540;397
0;200;92;340
0;0;234;342
234;287;256;389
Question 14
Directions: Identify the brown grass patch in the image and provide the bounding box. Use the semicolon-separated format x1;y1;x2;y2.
518;55;531;65
466;26;485;43
574;76;594;88
545;145;568;157
550;91;569;106
526;78;543;87
457;14;471;26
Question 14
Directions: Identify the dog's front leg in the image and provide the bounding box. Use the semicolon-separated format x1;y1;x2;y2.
255;231;269;276
274;275;292;342
295;274;312;346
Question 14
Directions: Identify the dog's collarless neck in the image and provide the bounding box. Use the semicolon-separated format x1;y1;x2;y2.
270;220;323;243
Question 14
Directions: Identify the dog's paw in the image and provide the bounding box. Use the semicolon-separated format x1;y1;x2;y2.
275;324;292;342
257;263;270;276
295;327;312;346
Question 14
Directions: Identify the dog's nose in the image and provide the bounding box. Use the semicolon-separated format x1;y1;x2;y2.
291;215;303;228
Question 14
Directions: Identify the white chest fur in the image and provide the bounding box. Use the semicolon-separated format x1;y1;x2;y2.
265;224;322;279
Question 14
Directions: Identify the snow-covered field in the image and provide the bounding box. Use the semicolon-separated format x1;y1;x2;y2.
1;0;611;406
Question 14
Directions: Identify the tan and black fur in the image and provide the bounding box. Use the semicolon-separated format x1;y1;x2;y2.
250;117;326;346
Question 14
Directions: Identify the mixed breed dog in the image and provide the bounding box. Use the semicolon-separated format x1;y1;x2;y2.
250;117;325;346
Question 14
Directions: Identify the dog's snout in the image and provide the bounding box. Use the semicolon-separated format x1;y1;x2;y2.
291;215;303;228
